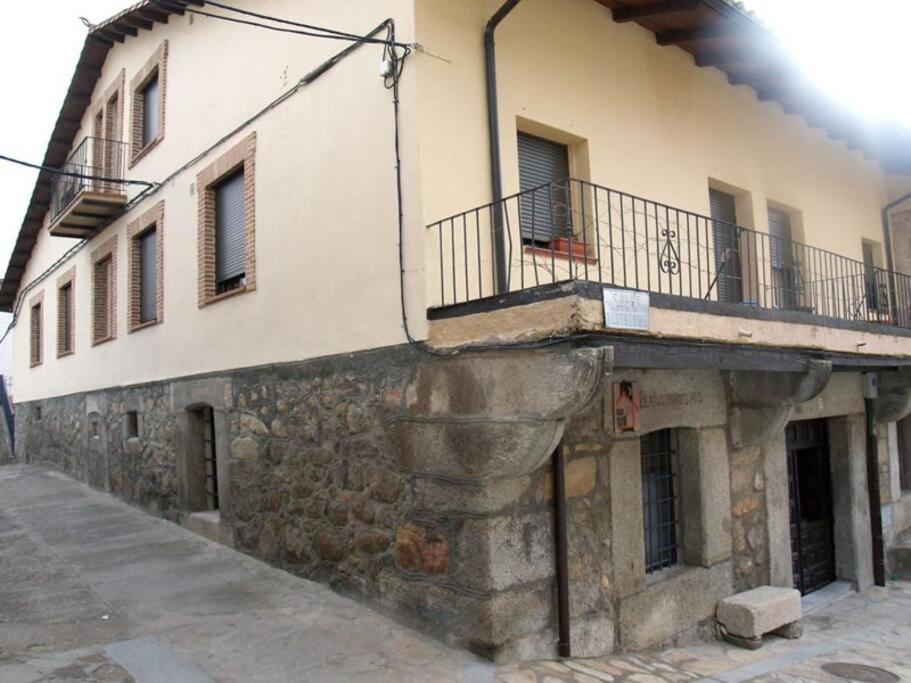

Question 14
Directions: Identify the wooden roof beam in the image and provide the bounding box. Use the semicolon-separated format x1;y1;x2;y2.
612;0;700;23
97;28;125;43
137;7;170;23
120;15;154;31
105;22;139;38
656;23;739;46
88;34;115;48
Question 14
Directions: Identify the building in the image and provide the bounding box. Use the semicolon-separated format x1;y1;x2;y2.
4;0;911;662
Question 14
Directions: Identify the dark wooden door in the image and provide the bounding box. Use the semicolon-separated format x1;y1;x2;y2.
787;419;836;595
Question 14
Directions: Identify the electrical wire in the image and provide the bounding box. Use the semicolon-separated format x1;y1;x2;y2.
201;0;410;46
0;153;156;187
151;0;411;48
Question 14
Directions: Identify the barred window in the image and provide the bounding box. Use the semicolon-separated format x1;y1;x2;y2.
641;429;680;573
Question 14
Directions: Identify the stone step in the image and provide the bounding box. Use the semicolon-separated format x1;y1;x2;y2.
181;510;234;548
887;543;911;580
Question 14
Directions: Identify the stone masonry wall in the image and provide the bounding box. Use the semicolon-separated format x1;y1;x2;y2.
13;346;875;663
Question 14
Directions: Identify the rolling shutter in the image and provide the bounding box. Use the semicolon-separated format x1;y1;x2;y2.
709;189;742;303
215;171;247;285
143;76;159;146
518;133;570;243
768;208;796;309
139;229;158;323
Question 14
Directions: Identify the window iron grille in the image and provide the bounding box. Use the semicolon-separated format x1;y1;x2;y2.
641;428;680;574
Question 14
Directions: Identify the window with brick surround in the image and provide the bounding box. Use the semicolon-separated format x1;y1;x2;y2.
127;202;164;332
93;70;125;186
130;41;168;167
91;236;117;345
29;292;44;367
57;267;75;357
641;429;681;574
197;133;256;307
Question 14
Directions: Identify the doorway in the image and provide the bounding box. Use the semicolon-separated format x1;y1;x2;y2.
709;188;743;304
187;405;220;512
787;419;836;595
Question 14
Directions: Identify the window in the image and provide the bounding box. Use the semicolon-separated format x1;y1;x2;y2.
125;411;140;440
899;416;911;492
768;207;798;310
33;405;42;421
91;236;117;345
29;292;44;367
518;132;571;245
56;267;75;357
215;171;246;294
197;133;257;306
90;70;124;192
127;202;164;331
141;75;159;147
641;429;680;574
130;41;168;166
862;241;884;312
709;188;742;304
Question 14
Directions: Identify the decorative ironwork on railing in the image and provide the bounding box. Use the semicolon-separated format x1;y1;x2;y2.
50;136;130;220
427;178;911;329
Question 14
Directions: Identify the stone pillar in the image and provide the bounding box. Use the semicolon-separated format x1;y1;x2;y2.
828;415;875;591
384;346;614;661
762;429;793;588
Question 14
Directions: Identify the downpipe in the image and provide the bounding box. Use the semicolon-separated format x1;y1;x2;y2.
552;446;572;657
485;0;523;295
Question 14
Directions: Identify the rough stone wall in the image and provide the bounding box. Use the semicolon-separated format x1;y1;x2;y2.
17;393;86;479
225;348;415;598
14;348;877;662
16;383;180;517
0;417;13;465
728;444;769;591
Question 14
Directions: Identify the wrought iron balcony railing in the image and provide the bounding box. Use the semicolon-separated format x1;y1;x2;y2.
49;136;131;237
427;178;911;330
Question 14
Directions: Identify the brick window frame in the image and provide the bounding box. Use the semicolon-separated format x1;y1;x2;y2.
129;41;168;168
56;267;76;358
91;236;118;346
196;132;257;307
29;291;44;368
93;70;126;188
127;201;165;332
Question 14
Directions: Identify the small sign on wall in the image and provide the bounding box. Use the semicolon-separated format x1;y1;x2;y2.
603;287;649;331
613;381;641;433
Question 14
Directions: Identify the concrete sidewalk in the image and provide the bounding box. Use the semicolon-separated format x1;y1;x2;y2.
2;464;910;683
0;465;494;682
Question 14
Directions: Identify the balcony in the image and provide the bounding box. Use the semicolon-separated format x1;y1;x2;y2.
427;178;911;342
48;136;130;238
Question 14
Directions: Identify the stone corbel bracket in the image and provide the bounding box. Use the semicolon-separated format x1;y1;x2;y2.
727;360;832;449
385;346;613;482
875;368;911;424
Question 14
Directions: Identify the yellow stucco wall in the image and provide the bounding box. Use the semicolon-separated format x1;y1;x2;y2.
415;0;894;306
14;0;425;401
13;0;910;402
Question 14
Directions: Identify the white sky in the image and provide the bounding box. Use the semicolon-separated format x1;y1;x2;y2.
0;0;909;273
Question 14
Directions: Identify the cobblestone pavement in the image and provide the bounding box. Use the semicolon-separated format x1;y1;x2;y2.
2;464;910;682
0;465;493;682
497;582;911;682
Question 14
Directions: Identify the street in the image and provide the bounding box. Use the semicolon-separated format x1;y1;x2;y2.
1;464;909;682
